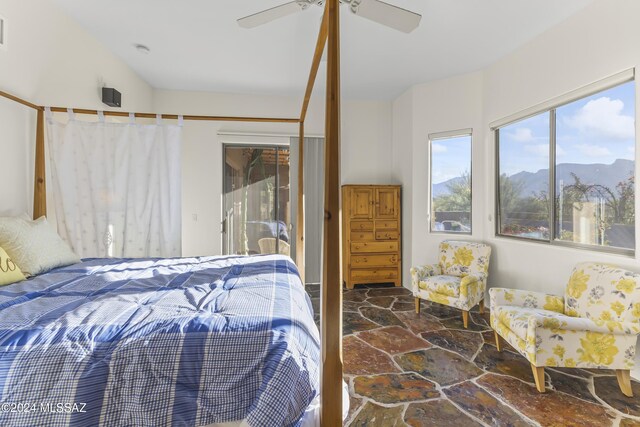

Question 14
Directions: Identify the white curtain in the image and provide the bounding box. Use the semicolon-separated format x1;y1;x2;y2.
290;137;324;284
46;110;182;259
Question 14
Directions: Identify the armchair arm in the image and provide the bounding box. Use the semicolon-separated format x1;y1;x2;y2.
532;313;640;336
460;273;487;300
410;263;442;292
489;288;564;313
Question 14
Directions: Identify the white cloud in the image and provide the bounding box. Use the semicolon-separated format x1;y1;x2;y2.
431;143;447;153
622;145;636;160
575;144;612;157
507;127;535;142
524;144;549;157
564;97;635;140
556;145;567;157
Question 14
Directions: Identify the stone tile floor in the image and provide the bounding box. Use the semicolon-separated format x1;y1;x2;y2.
306;283;640;427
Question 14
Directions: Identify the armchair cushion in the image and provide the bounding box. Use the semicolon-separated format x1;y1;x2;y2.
418;275;461;297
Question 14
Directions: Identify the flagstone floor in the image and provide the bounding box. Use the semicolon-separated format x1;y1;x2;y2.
306;283;640;427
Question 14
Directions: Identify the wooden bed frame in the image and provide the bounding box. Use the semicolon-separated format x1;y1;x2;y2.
0;0;343;424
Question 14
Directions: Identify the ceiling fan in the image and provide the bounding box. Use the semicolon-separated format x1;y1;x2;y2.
238;0;421;33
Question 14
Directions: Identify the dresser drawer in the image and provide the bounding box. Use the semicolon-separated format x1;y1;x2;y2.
376;220;398;230
351;221;374;231
351;241;398;254
351;254;399;267
351;268;398;282
376;231;399;240
350;231;375;241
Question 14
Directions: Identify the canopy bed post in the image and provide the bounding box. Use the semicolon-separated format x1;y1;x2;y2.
296;121;306;283
33;108;47;220
320;0;343;424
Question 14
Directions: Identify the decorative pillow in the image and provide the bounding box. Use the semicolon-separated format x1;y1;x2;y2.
0;246;26;286
0;216;80;277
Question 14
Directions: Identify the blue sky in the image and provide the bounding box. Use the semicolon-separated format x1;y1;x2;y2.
499;81;636;176
431;135;471;184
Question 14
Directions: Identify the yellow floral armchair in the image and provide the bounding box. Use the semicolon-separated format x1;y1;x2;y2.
490;262;640;397
411;241;491;328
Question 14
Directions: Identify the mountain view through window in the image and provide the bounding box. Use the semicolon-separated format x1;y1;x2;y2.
497;80;635;252
431;134;472;233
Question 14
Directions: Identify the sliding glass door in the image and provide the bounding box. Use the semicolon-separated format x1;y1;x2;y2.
222;145;291;256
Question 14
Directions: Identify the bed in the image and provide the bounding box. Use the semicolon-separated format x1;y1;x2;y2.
0;254;320;427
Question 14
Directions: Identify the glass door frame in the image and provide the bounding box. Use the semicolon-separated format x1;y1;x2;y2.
221;142;291;256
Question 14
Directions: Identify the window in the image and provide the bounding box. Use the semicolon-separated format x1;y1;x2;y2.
496;80;635;254
497;113;550;240
430;131;472;234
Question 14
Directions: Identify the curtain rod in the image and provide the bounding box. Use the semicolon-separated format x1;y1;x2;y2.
0;90;300;124
47;107;300;123
218;131;324;138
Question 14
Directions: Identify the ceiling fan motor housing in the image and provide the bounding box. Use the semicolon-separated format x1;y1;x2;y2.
296;0;360;13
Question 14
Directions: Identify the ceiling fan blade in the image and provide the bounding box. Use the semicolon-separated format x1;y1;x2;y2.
238;2;304;29
353;0;421;33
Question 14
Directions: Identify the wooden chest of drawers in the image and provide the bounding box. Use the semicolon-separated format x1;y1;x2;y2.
342;185;401;289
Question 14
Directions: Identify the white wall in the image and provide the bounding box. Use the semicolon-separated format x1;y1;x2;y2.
391;90;414;284
153;90;393;256
394;0;640;294
0;0;153;216
406;72;485;276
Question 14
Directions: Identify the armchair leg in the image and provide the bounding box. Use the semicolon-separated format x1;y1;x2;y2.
494;330;502;352
462;311;469;329
479;299;485;314
531;364;545;393
616;370;633;397
415;297;420;314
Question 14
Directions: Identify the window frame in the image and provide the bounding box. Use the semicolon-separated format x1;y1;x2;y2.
428;128;473;235
494;71;636;256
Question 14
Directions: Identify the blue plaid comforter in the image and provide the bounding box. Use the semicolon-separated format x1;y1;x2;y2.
0;254;320;427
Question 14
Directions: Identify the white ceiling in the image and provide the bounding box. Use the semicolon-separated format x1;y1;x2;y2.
51;0;595;100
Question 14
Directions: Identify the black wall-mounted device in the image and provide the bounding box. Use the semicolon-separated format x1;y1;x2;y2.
102;87;122;108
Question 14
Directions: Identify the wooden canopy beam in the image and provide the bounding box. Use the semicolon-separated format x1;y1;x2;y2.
300;7;329;123
296;3;329;282
320;0;343;424
0;90;42;111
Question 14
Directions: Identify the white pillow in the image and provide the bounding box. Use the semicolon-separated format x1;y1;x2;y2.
0;216;80;277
